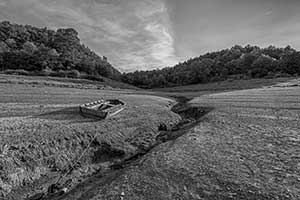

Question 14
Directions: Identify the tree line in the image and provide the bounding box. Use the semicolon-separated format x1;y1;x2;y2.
0;21;121;81
1;21;299;88
122;45;300;88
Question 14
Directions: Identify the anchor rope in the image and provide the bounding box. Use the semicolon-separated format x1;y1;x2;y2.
54;101;126;188
54;130;101;186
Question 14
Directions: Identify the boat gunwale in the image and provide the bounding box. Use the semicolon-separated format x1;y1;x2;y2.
79;99;126;119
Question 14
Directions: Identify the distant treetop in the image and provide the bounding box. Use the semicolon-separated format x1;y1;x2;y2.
122;45;300;88
0;21;121;80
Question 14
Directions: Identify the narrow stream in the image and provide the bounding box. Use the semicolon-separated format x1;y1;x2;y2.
27;96;213;200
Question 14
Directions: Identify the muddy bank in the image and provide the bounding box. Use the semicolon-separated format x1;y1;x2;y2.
109;97;213;171
32;97;213;200
0;90;180;200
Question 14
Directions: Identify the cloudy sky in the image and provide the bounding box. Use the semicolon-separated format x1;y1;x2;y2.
0;0;300;72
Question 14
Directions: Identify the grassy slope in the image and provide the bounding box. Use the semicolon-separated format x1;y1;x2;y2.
152;77;291;99
0;74;138;90
64;80;300;200
1;75;299;199
0;76;180;199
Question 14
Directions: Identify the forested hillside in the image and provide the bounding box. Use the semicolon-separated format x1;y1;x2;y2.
1;21;299;88
0;21;121;80
122;45;300;88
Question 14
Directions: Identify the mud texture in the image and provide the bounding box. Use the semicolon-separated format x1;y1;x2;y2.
28;97;213;200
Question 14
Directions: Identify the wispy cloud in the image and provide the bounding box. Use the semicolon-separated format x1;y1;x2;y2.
0;0;178;71
145;22;177;63
171;0;300;60
0;0;7;7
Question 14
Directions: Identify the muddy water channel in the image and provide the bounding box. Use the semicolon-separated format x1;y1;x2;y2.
27;97;213;200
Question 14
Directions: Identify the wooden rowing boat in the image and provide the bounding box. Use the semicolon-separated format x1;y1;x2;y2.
79;99;125;119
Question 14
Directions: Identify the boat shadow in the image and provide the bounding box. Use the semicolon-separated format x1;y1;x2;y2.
32;106;104;123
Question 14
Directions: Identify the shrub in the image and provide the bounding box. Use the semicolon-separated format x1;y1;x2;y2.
80;74;104;82
2;69;30;76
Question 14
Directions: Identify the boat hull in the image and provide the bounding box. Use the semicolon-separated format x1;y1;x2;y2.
79;99;125;119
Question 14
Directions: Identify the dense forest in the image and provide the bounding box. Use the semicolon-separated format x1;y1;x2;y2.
122;45;300;88
0;21;121;81
1;21;299;88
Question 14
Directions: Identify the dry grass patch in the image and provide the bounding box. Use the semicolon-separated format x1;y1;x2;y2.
0;82;180;199
71;85;300;200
